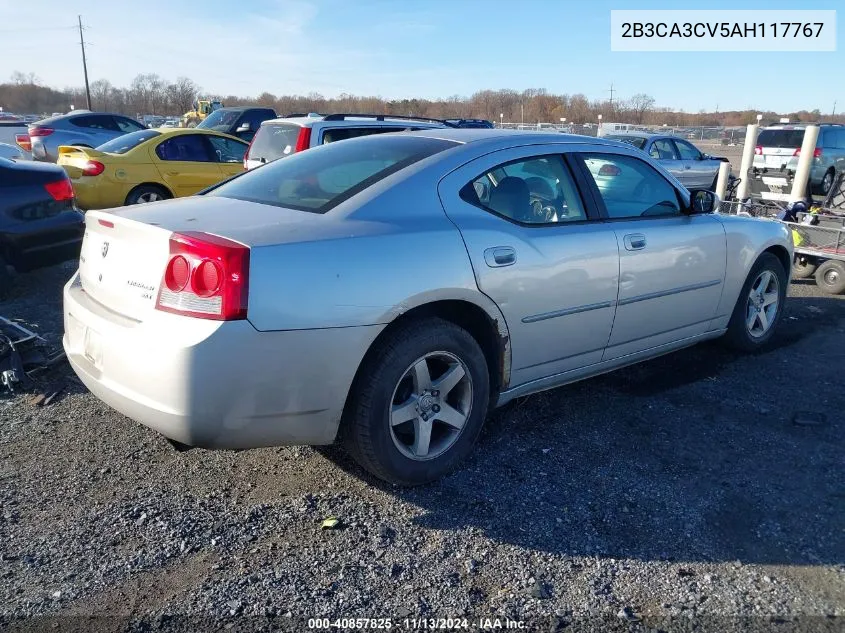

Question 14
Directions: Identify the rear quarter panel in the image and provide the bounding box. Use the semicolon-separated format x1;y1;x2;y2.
710;214;792;329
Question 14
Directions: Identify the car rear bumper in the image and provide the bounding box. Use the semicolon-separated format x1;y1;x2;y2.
67;178;129;211
63;273;384;449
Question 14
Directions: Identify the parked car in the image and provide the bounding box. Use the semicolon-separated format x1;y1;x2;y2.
0;157;84;297
243;113;448;170
56;128;248;210
62;130;792;485
752;123;845;196
195;107;278;142
604;133;730;190
21;111;148;163
445;118;495;129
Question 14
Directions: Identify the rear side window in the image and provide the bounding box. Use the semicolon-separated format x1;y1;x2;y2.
248;123;302;162
97;129;161;154
606;136;646;150
322;126;408;144
70;115;119;131
208;135;458;213
155;135;213;162
757;129;805;148
113;116;146;133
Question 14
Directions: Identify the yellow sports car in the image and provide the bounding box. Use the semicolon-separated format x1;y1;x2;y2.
57;128;248;210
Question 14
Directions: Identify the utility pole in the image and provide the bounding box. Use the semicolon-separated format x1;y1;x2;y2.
78;15;92;110
608;83;615;114
833;100;837;116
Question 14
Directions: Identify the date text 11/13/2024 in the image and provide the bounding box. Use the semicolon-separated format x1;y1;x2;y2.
307;617;526;630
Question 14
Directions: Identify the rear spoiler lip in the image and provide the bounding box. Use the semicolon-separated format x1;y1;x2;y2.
57;145;106;158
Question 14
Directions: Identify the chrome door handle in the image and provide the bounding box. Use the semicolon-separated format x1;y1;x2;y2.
484;246;516;267
624;234;646;251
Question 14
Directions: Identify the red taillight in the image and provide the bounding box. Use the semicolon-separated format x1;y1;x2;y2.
598;164;621;176
156;232;249;321
754;145;762;155
294;127;311;152
43;178;74;201
243;138;254;170
82;160;105;176
28;126;54;137
15;133;31;152
98;219;114;228
793;147;822;158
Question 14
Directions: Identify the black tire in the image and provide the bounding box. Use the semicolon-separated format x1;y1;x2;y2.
125;184;171;206
0;254;11;300
342;318;490;486
724;253;788;352
819;169;835;197
814;260;845;295
792;256;817;279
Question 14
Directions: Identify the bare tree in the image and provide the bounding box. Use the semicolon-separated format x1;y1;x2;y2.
629;93;656;124
167;77;200;114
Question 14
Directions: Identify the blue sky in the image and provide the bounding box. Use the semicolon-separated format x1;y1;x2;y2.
1;0;841;113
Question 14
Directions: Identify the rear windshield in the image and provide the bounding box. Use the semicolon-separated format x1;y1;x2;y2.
196;109;241;131
606;135;647;149
757;129;805;148
96;129;161;154
248;123;302;162
207;134;458;213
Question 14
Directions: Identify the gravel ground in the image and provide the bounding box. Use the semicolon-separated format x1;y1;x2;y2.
0;261;843;633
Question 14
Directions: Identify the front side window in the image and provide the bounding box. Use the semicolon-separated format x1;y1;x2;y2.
459;155;586;224
206;134;458;213
579;153;681;219
674;139;702;160
155;135;212;162
649;139;678;160
207;136;247;163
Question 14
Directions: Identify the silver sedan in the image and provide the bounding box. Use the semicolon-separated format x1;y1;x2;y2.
604;132;730;190
63;130;792;485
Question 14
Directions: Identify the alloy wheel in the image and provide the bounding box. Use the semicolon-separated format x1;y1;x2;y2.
745;270;780;338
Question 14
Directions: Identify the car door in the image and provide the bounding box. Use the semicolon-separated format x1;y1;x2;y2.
573;150;727;361
673;138;713;189
437;145;620;388
207;135;249;179
152;134;223;197
646;138;687;185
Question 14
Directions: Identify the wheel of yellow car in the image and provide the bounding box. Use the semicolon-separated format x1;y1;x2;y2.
125;184;171;206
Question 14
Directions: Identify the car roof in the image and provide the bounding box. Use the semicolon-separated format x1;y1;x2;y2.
261;114;447;128
215;106;275;113
402;128;633;149
151;128;247;142
603;131;661;139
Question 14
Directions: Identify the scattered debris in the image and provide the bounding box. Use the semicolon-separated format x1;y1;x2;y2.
617;606;641;622
320;517;342;530
0;316;66;395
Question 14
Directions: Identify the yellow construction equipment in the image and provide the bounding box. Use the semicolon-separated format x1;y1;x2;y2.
180;99;224;128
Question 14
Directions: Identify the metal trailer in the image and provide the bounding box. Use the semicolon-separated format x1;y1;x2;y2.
785;213;845;294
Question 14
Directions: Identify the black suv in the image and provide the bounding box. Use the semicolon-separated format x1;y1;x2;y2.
196;107;278;142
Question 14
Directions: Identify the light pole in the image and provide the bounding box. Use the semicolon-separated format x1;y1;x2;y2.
499;112;503;128
597;114;603;137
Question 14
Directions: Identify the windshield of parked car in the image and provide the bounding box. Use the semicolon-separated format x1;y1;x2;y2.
206;134;458;213
606;135;647;150
96;129;161;154
757;129;806;148
196;109;241;131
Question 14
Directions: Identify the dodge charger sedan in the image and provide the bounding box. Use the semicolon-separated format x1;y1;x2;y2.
63;130;792;485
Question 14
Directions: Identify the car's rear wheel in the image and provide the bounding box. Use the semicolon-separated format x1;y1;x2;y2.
724;253;787;352
125;184;171;206
814;260;845;295
820;169;835;197
342;318;490;486
792;256;817;279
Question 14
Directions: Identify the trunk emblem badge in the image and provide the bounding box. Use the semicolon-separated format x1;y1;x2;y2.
101;242;109;258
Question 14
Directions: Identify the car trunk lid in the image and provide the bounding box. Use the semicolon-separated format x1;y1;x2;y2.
57;145;106;179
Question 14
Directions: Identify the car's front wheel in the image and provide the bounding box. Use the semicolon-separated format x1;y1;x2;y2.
724;253;788;352
343;318;490;486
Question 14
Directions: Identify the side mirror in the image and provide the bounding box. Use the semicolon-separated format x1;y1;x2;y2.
236;122;251;133
687;189;717;215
